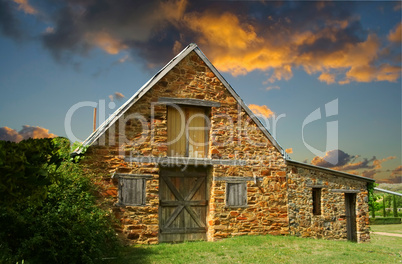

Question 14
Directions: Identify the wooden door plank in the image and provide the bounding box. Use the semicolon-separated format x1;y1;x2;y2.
160;174;185;201
184;205;206;228
185;177;205;201
163;205;184;229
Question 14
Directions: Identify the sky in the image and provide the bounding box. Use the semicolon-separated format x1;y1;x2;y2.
0;0;401;183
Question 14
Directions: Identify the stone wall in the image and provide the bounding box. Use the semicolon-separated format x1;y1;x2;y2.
286;164;371;242
209;165;289;241
82;50;289;244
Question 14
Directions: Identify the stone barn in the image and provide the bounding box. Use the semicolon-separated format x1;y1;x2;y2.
76;43;374;244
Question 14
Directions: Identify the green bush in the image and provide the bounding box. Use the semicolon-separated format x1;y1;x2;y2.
370;217;402;225
0;162;120;263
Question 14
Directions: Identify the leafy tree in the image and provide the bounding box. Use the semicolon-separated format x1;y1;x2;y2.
0;137;70;206
0;139;121;263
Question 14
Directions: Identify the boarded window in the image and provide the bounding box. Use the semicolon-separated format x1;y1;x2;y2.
167;106;209;158
226;182;247;207
312;188;321;215
118;178;146;206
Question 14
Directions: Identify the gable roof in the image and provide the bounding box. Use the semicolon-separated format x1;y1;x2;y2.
77;43;285;155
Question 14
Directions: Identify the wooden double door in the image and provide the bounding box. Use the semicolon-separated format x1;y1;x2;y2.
159;166;208;242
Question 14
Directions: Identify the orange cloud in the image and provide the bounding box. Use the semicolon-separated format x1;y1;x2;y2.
373;156;395;169
318;72;336;84
118;54;130;63
285;148;293;154
184;10;400;84
0;127;23;142
388;22;402;43
86;32;128;55
0;125;56;143
109;92;125;102
13;0;37;15
265;85;280;91
310;149;397;180
248;104;274;118
114;92;125;100
185;12;259;51
391;165;402;177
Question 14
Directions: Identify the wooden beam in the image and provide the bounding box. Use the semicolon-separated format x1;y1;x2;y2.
329;189;360;193
158;97;221;107
112;173;153;179
124;156;247;166
306;185;326;188
213;176;264;182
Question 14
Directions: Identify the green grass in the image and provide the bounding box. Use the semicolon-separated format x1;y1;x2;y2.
371;224;402;234
114;229;402;264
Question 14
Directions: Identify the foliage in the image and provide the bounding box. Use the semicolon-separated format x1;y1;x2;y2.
0;143;120;263
70;141;89;163
0;137;70;206
367;182;378;218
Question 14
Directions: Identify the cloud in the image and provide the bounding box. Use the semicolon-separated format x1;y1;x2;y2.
318;72;336;84
311;149;354;168
2;1;400;84
118;54;130;63
285;148;293;154
85;32;128;55
361;169;377;179
0;125;57;142
0;0;23;39
0;127;23;142
310;149;396;180
381;165;402;183
40;0;188;63
114;92;125;100
13;0;37;15
265;85;280;91
391;165;402;177
108;92;125;102
388;22;401;43
248;104;274;118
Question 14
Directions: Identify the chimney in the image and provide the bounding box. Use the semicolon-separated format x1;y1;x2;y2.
93;107;97;132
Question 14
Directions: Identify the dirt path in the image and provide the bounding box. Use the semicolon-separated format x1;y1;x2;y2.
371;232;402;238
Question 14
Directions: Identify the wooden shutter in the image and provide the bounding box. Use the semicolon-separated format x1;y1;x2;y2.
312;188;321;215
187;107;207;158
226;182;247;207
119;178;146;206
167;106;208;158
167;106;186;157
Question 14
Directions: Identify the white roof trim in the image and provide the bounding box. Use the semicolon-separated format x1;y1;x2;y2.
77;43;284;154
374;187;402;196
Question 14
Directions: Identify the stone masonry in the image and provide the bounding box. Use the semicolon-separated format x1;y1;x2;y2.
287;164;370;242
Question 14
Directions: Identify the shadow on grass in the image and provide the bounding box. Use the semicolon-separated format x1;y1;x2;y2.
114;245;157;264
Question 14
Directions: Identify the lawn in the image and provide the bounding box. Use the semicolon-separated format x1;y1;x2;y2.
371;224;402;234
114;226;402;264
